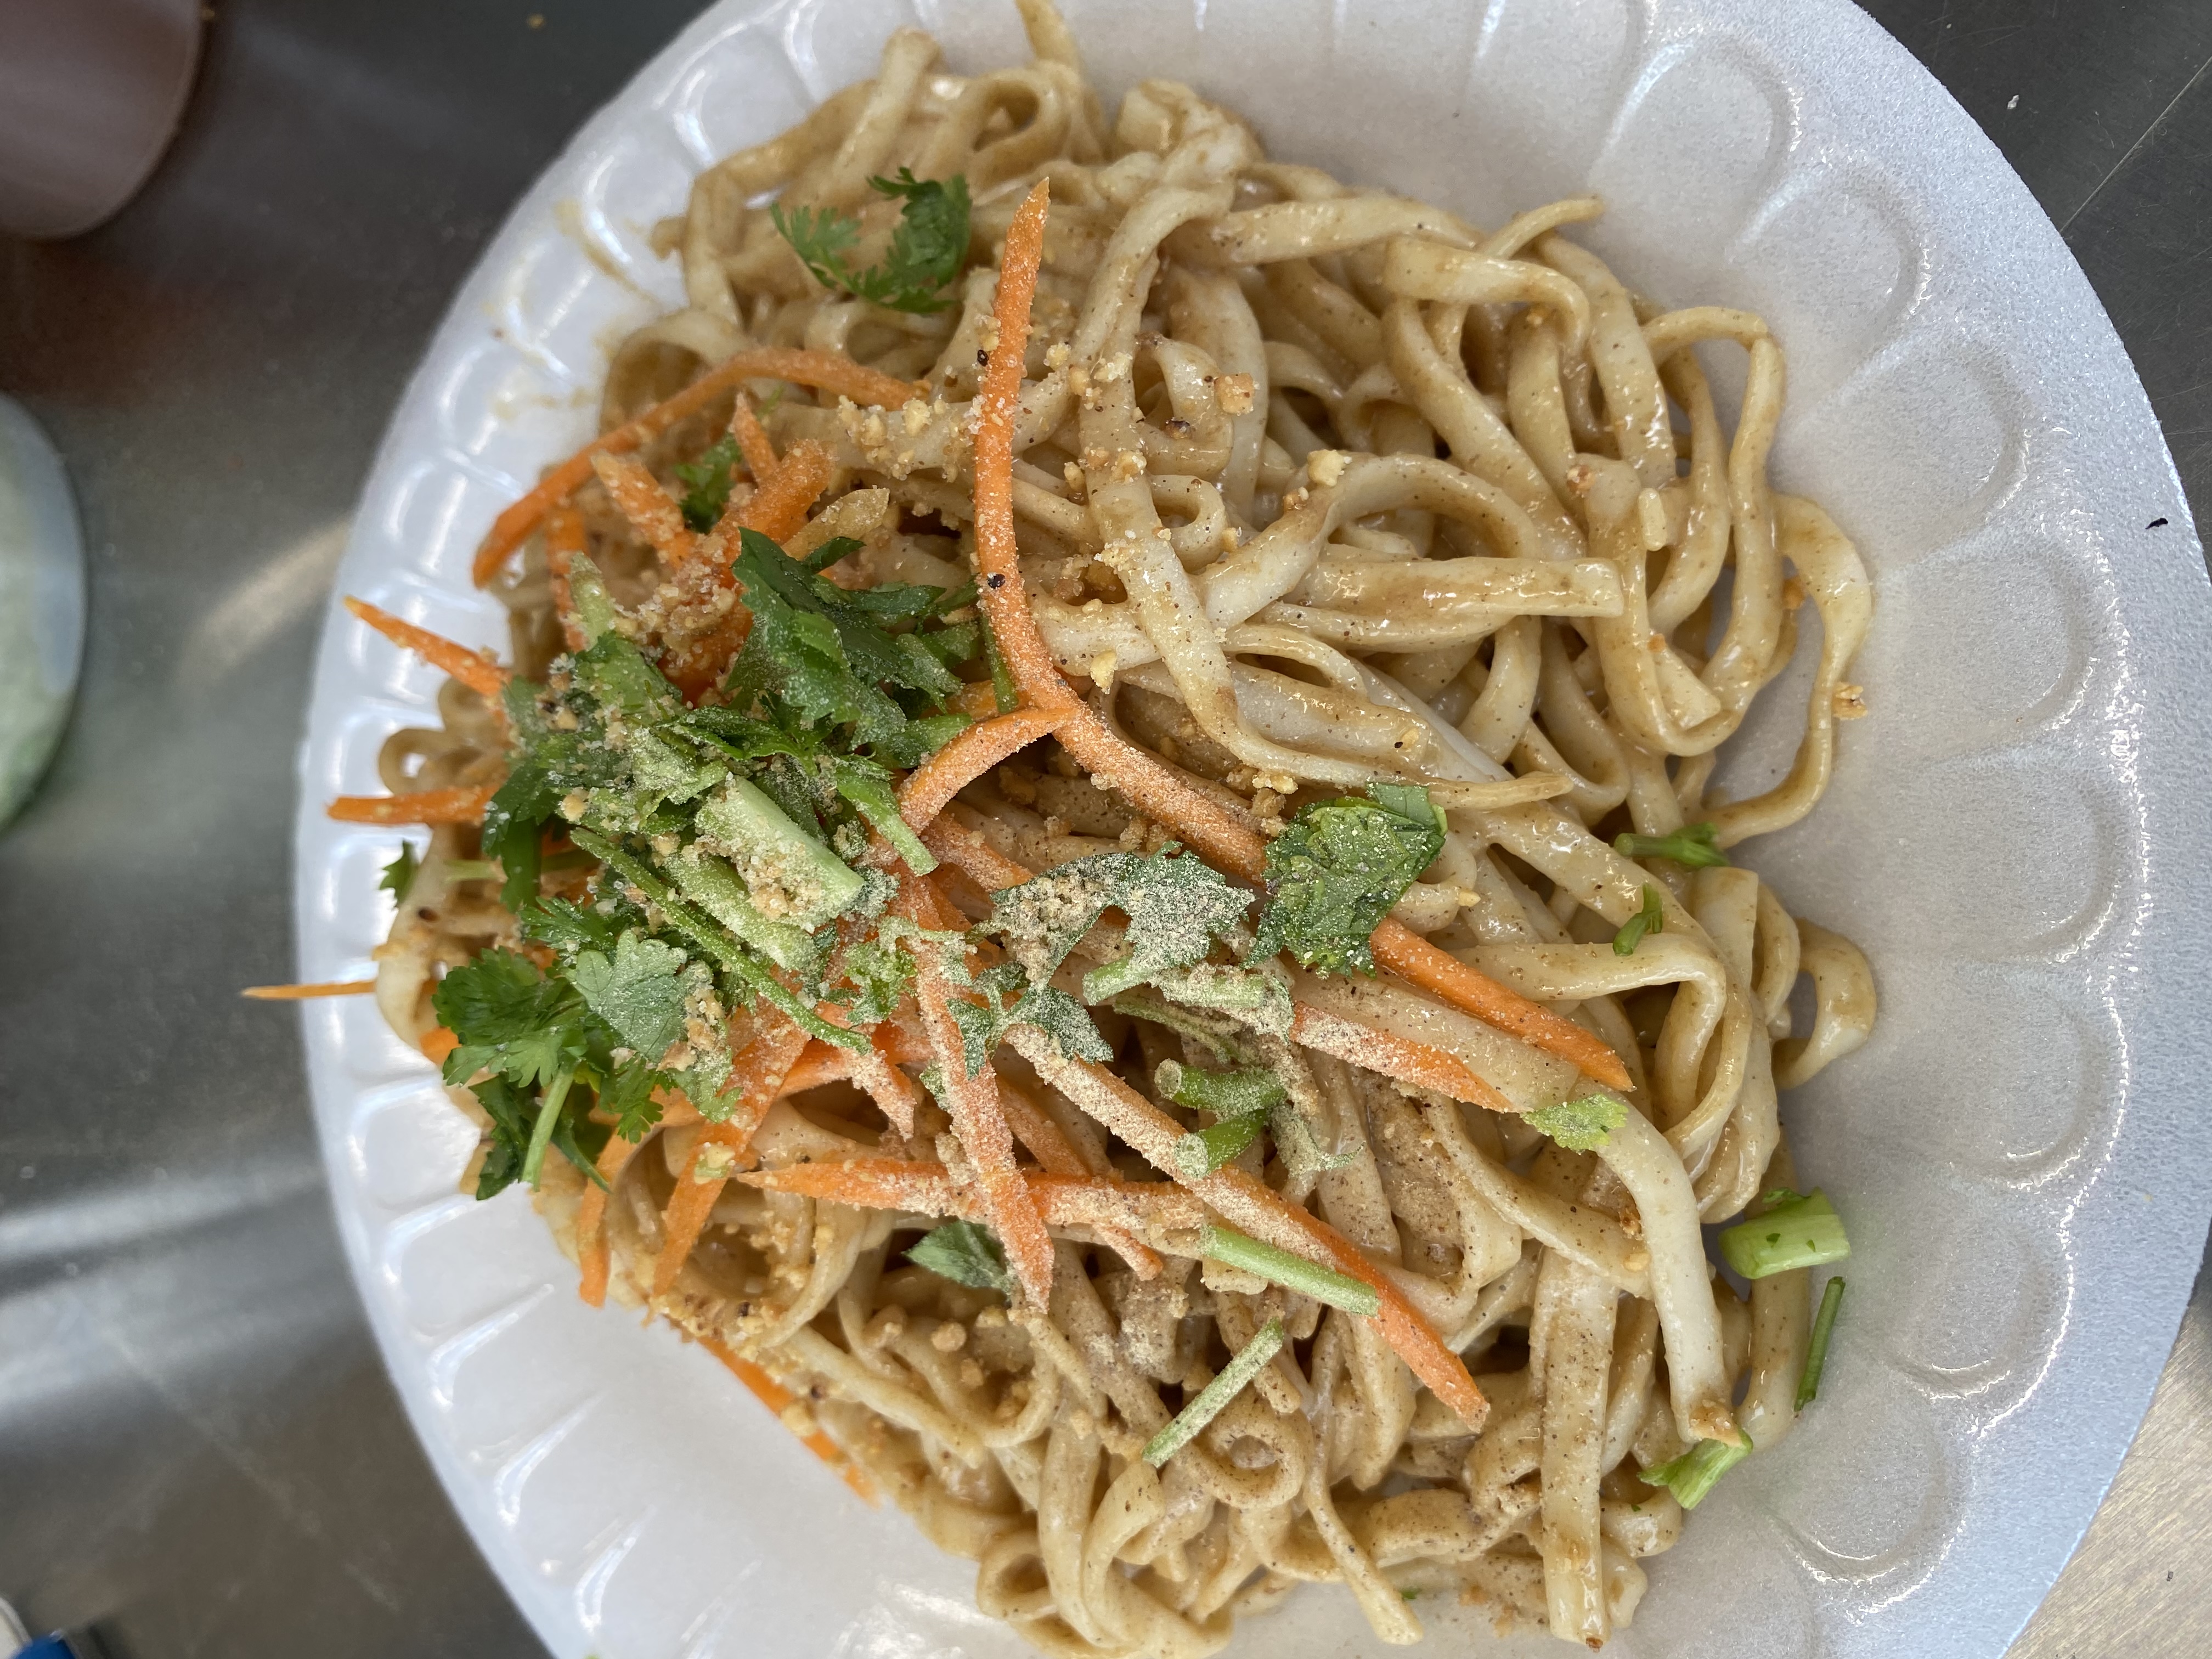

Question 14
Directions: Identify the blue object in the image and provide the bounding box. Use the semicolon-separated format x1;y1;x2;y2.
17;1639;77;1659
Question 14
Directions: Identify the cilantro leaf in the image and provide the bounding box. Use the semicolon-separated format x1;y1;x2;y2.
569;930;692;1064
674;435;741;532
379;842;420;904
433;948;582;1091
1250;785;1445;975
1526;1092;1629;1152
771;171;971;315
905;1218;1014;1294
725;527;963;747
984;847;1253;994
1613;884;1664;956
1614;822;1729;869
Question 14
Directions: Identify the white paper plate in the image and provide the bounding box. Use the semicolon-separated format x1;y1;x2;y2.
291;2;2212;1654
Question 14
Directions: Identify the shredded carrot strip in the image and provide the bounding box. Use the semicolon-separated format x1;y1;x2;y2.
420;1025;459;1064
240;979;376;1000
998;1079;1161;1277
1288;1003;1514;1115
471;347;922;585
738;1158;1204;1237
1370;923;1631;1090
328;785;494;826
1051;701;1269;879
921;819;1036;891
701;1336;877;1503
971;180;1074;712
591;452;695;562
545;505;586;651
1011;1035;1488;1430
847;1035;927;1139
342;597;509;702
733;438;834;543
899;888;1056;1307
576;1131;639;1308
728;391;778;483
951;680;1002;718
897;706;1068;832
652;1014;811;1296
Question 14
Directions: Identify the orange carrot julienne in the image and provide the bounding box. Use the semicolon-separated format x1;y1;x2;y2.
653;1014;811;1297
576;1130;639;1308
920;819;1036;891
471;346;922;585
1007;1032;1488;1430
1370;922;1632;1091
998;1079;1161;1277
702;1336;877;1503
728;391;778;483
971;180;1073;712
342;597;509;702
328;785;494;826
897;705;1068;833
591;451;696;563
733;438;834;544
1289;1002;1514;1115
737;1158;1205;1237
420;1026;459;1064
240;979;376;1000
900;903;1055;1308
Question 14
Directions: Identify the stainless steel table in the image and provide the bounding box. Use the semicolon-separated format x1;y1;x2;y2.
2;3;2206;1654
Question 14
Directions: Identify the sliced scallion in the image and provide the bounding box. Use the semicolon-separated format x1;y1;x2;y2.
1156;1060;1285;1119
1796;1276;1846;1410
1718;1188;1850;1279
1142;1317;1285;1466
1638;1432;1751;1509
1173;1116;1268;1180
1199;1222;1379;1317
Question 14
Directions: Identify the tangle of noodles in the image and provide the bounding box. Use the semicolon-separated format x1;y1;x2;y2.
361;6;1877;1649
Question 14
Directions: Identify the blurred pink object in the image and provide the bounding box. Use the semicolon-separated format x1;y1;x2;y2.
0;0;203;239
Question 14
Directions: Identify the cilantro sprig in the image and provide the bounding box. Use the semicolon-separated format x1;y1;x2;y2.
674;434;741;532
771;170;971;314
1250;783;1445;975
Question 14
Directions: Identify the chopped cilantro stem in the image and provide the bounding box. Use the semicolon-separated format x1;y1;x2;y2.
566;551;620;645
1613;822;1729;869
980;612;1018;713
1717;1189;1850;1279
831;760;937;874
1173;1116;1268;1180
1639;1432;1751;1509
1199;1222;1380;1317
1796;1276;1846;1410
520;1066;575;1189
572;829;864;1051
1143;1317;1285;1466
1613;884;1664;955
1157;1060;1285;1119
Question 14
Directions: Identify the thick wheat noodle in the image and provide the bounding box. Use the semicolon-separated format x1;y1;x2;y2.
353;9;1884;1650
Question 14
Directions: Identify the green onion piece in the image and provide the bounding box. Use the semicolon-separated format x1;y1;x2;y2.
520;1067;575;1189
1796;1276;1846;1410
1142;1317;1285;1466
1613;821;1729;869
1612;884;1664;956
1199;1222;1380;1317
1156;1060;1285;1119
439;857;499;882
1717;1188;1850;1279
1638;1432;1751;1509
1173;1116;1268;1180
